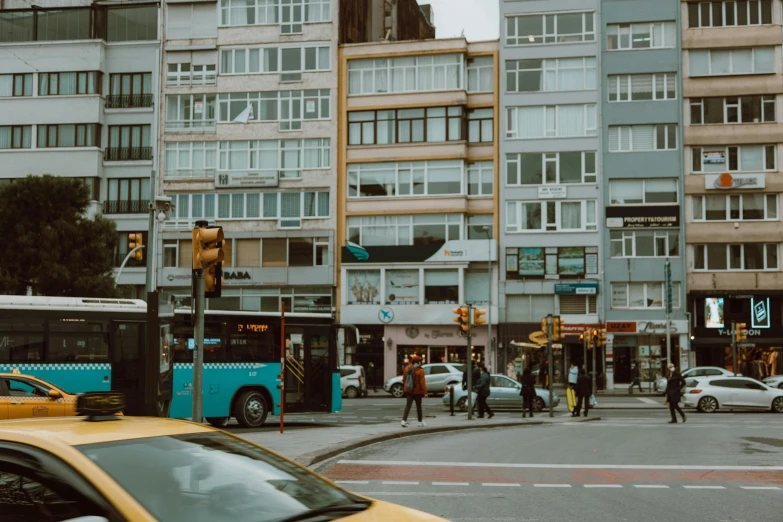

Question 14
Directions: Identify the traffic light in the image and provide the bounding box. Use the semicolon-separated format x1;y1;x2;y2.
473;308;487;327
192;225;224;298
736;322;748;343
552;316;562;341
600;328;607;346
127;233;144;262
453;306;470;335
541;317;548;338
591;328;599;346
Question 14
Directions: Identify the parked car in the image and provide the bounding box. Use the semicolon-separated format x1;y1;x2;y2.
340;365;366;399
655;366;738;394
763;375;783;389
682;376;783;413
441;374;560;412
384;363;466;398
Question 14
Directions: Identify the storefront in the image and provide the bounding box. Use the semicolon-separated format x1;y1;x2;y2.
498;323;567;385
606;320;689;388
690;293;783;379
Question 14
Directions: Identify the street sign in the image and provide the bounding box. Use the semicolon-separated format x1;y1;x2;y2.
554;282;599;295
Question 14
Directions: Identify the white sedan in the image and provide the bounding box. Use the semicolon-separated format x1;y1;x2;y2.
763;375;783;389
655;366;738;394
683;376;783;413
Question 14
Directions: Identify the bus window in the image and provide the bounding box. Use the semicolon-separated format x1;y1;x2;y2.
48;320;109;362
115;323;141;362
229;332;276;362
0;317;44;362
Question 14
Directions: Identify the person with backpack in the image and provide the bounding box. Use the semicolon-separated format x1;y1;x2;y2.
665;363;687;424
519;366;536;418
401;355;427;427
475;364;494;419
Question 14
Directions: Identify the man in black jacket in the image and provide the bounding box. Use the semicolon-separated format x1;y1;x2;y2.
574;368;592;417
665;363;687;424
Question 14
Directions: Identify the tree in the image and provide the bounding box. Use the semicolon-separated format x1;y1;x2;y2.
0;176;119;297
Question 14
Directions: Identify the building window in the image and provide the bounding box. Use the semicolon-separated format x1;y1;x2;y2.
165;94;217;132
345;270;381;305
348;160;464;198
467;109;493;143
108;73;153;108
610;230;680;258
505;246;599;278
467;56;494;93
348;106;462;146
692;194;778;221
506;57;596;93
105;178;150;214
608;73;676;102
687;0;772;28
0;73;33;97
106;125;152;161
609;179;678;205
163;240;178;268
690;96;775;125
506;104;596;139
217;0;329;27
107;6;158;41
39;71;101;96
689;48;775;77
467;214;493;239
74;177;100;201
280;0;304;34
607;21;676;50
209;191;328;222
164;142;218;178
467;161;493;196
693;243;778;271
505;12;595;46
0;126;32;149
218;138;329;179
608;124;677;152
611;282;681;309
424;269;458;304
216;90;330;129
220;43;330;75
506;152;596;185
288;237;329;267
506;200;597;233
37;124;100;148
114;232;147;267
691;145;775;173
166;63;216;86
348;54;464;96
347;214;463;247
559;295;597;315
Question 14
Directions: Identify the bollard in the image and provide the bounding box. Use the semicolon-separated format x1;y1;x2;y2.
449;386;455;416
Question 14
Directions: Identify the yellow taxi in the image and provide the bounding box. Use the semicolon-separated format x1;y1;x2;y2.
0;368;78;420
0;392;446;522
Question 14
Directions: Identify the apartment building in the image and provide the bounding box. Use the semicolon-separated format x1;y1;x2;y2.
338;38;499;381
498;0;602;382
0;1;161;297
682;0;783;381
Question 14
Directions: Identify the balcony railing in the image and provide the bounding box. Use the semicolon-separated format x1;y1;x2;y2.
164;168;217;179
105;94;153;109
105;147;153;161
103;200;149;214
165;120;217;133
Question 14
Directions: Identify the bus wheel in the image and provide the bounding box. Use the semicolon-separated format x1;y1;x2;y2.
234;391;268;428
206;417;229;428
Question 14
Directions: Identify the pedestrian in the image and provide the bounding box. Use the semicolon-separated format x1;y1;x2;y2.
568;362;579;389
401;355;427;428
519;367;536;418
539;358;549;388
476;364;494;419
628;362;643;395
665;363;687;424
574;368;592;417
367;361;377;392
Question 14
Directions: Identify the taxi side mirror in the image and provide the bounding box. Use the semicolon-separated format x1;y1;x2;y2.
48;389;62;399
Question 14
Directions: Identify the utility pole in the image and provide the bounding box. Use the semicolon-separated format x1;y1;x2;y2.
192;266;205;424
731;321;747;376
467;303;474;420
546;314;554;418
664;259;672;367
592;329;598;395
146;169;157;293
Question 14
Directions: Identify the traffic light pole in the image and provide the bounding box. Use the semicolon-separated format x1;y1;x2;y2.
665;260;672;368
192;268;205;424
466;304;474;421
592;335;597;396
731;320;737;376
547;315;554;418
146;169;157;293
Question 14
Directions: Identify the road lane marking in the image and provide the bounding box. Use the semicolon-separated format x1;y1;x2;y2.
740;486;781;490
433;482;469;486
683;485;726;490
482;483;521;487
338;460;783;471
633;485;669;489
381;481;419;485
534;484;572;488
584;484;623;488
334;480;369;484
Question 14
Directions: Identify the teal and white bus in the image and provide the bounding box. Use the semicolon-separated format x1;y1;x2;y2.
0;295;351;427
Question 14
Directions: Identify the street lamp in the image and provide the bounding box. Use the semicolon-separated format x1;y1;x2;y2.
481;225;492;371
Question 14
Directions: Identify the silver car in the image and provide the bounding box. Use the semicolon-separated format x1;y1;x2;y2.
656;366;738;394
441;374;560;412
763;375;783;389
683;376;783;413
384;363;466;398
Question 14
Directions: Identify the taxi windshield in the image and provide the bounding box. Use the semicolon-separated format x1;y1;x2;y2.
77;432;366;522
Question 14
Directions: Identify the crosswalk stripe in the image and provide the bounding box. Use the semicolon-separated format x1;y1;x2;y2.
683;485;726;490
382;481;419;485
740;486;781;490
482;483;521;487
433;482;470;486
534;484;572;488
584;484;623;488
634;485;669;489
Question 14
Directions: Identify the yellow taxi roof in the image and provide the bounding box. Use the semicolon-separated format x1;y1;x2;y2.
0;416;212;446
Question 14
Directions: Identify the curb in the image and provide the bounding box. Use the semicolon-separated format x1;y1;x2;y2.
294;416;601;468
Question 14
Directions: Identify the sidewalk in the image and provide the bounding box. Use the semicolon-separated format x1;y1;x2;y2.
240;414;599;467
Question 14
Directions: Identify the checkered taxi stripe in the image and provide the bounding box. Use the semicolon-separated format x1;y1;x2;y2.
0;363;111;371
174;363;268;370
0;396;78;403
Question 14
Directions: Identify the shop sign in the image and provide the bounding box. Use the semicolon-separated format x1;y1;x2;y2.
528;331;548;346
224;271;251;281
717;328;764;338
606;322;636;333
705;173;765;190
425;329;456;339
702;150;725;164
752;297;771;328
538;186;567;199
509;246;599;279
562;323;601;335
216;171;279;188
554;283;598;295
638;321;679;333
605;205;679;229
342;240;496;264
378;307;394;324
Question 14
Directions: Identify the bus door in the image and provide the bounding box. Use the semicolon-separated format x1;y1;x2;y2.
110;321;145;415
283;326;329;413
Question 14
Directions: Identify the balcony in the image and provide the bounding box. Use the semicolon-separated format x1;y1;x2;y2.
103;200;149;214
165;120;217;134
104;147;153;161
164;168;216;180
105;94;153;109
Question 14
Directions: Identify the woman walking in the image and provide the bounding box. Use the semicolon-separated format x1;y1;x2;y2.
476;365;494;419
519;367;536;418
400;355;427;427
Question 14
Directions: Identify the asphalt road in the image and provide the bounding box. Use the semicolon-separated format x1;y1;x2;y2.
316;414;783;522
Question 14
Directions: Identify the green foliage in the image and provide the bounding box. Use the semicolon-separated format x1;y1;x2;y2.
0;176;119;297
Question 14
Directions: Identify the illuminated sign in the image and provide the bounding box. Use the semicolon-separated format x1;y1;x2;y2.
751;298;771;329
237;323;269;333
705;297;724;328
